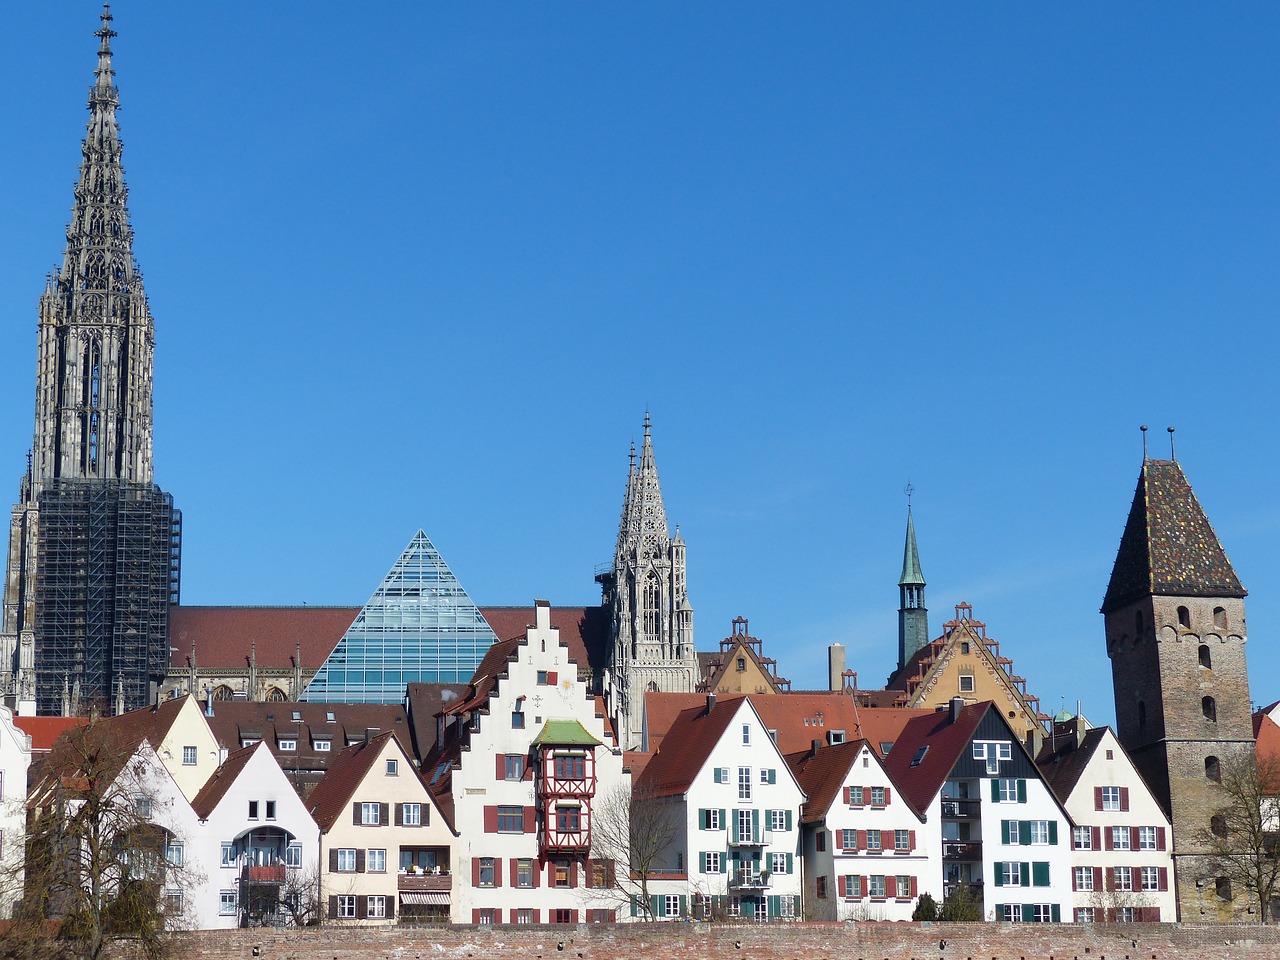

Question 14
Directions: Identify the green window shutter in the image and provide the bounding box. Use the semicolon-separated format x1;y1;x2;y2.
1017;779;1027;803
720;809;727;829
679;896;687;917
650;895;662;918
714;768;724;784
1019;821;1032;846
1022;903;1035;923
786;853;793;874
752;809;759;841
1033;861;1049;887
1021;862;1031;886
768;769;777;784
699;809;708;830
991;778;1000;802
767;895;779;918
631;897;638;918
1000;820;1011;844
1051;903;1061;922
1048;821;1058;845
721;855;727;874
786;810;793;831
701;852;708;872
994;862;1005;886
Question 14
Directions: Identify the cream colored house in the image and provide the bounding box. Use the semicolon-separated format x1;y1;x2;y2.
307;731;454;924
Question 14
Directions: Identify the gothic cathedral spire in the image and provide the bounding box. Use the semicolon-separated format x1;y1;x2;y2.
3;6;180;716
599;414;696;750
897;505;929;672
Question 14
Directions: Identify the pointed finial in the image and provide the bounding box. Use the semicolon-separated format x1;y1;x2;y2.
643;409;652;437
628;440;636;470
1167;426;1176;461
905;481;914;509
1140;424;1148;461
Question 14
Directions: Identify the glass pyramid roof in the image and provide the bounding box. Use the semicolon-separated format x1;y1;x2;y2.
302;530;498;703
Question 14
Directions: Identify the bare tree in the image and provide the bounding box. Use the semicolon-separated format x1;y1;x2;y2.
0;724;195;960
1194;751;1280;922
277;863;322;928
588;779;681;920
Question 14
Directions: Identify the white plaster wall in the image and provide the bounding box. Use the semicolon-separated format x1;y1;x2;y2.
0;707;30;918
979;775;1074;921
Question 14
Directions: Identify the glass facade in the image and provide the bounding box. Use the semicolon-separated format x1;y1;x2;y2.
301;530;498;702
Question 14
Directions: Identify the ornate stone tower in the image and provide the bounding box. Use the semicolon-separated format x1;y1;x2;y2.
897;505;929;673
597;414;696;750
1;6;180;715
1102;453;1252;920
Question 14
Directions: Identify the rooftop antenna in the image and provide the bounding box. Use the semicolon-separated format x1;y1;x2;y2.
1140;424;1148;461
1167;425;1177;461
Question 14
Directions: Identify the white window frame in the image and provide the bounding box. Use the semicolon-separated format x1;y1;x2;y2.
997;778;1019;802
337;895;357;919
182;746;197;766
1139;826;1157;850
1002;862;1023;886
1141;866;1160;891
1112;826;1131;851
286;842;302;868
738;767;752;801
1101;786;1121;811
894;829;910;851
1114;866;1133;891
770;852;787;874
367;848;386;873
219;890;237;915
367;895;386;918
742;724;751;746
1075;866;1094;890
706;808;722;831
704;851;721;874
1029;820;1049;845
386;759;398;777
336;848;357;873
314;739;332;752
1073;825;1092;849
870;786;886;806
361;802;381;825
769;809;786;831
664;895;681;918
868;875;886;898
402;803;422;826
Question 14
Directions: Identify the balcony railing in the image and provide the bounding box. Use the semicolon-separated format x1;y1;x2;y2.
241;864;286;884
729;871;771;890
398;871;452;893
728;828;772;847
941;840;982;861
940;798;981;819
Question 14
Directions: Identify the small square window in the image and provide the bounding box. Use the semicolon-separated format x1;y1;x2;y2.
265;800;276;820
959;674;975;693
248;801;259;820
182;746;197;766
386;759;398;776
278;739;296;751
512;710;526;729
314;739;332;752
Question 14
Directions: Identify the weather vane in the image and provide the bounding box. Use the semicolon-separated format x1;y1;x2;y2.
905;481;914;507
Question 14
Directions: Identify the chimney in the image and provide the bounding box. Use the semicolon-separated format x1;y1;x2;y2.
365;727;380;744
704;693;716;716
535;598;551;632
828;644;846;693
1025;726;1045;758
205;685;214;717
811;738;822;759
948;697;965;724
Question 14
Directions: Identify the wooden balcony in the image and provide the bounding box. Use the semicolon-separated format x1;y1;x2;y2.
398;871;452;893
241;864;286;884
940;798;981;820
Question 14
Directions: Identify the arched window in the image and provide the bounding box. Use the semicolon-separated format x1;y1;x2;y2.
1199;645;1212;669
1177;606;1191;629
265;687;288;702
212;685;234;701
643;572;661;640
1213;607;1227;630
1206;756;1221;782
1211;816;1227;839
1202;696;1217;722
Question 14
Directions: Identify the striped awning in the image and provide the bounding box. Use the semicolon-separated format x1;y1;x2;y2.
400;892;450;906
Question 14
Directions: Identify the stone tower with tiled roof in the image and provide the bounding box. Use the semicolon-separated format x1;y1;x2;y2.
2;7;180;716
596;415;696;750
897;506;929;673
1102;456;1253;921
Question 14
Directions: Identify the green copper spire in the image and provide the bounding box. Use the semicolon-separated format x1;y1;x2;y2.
899;507;926;587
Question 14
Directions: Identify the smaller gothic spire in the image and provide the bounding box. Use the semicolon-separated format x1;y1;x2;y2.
899;506;926;587
93;4;117;96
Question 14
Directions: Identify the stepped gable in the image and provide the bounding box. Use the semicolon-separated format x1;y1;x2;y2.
1102;459;1246;614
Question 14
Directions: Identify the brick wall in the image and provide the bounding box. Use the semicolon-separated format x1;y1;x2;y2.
164;921;1280;960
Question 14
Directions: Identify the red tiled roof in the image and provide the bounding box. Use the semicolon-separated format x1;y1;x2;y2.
306;732;395;831
14;716;89;752
169;604;610;674
883;702;991;812
1036;727;1108;802
191;742;263;819
1255;713;1280;769
787;739;867;823
638;696;748;797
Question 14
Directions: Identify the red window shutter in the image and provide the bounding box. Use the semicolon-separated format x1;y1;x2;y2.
1105;868;1115;891
838;875;847;898
472;859;481;887
510;860;519;886
493;857;502;887
835;830;845;851
843;786;851;805
525;806;538;833
483;806;498;833
886;876;897;898
472;909;482;924
856;830;866;851
357;896;367;920
328;849;339;872
1094;787;1103;811
909;830;916;851
496;754;507;779
1120;787;1130;812
607;861;616;886
394;803;404;827
1072;869;1079;891
1130;827;1140;850
1104;829;1113;851
883;787;892;805
548;672;558;685
532;859;541;888
352;802;361;825
570;910;579;923
1157;826;1167;851
570;860;579;887
1158;867;1168;891
585;860;595;889
862;787;871;805
1092;826;1101;850
910;877;917;897
1093;866;1103;891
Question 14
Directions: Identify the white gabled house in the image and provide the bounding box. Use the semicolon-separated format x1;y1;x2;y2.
424;601;627;925
189;741;320;928
0;705;32;918
1037;717;1175;922
885;699;1074;922
788;737;933;920
635;694;805;921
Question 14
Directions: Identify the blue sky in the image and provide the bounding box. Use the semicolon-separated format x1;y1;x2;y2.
3;4;1278;727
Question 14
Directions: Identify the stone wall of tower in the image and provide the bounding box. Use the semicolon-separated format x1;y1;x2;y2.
1107;593;1254;920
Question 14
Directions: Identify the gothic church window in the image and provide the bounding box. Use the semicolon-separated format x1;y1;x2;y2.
643;573;661;638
